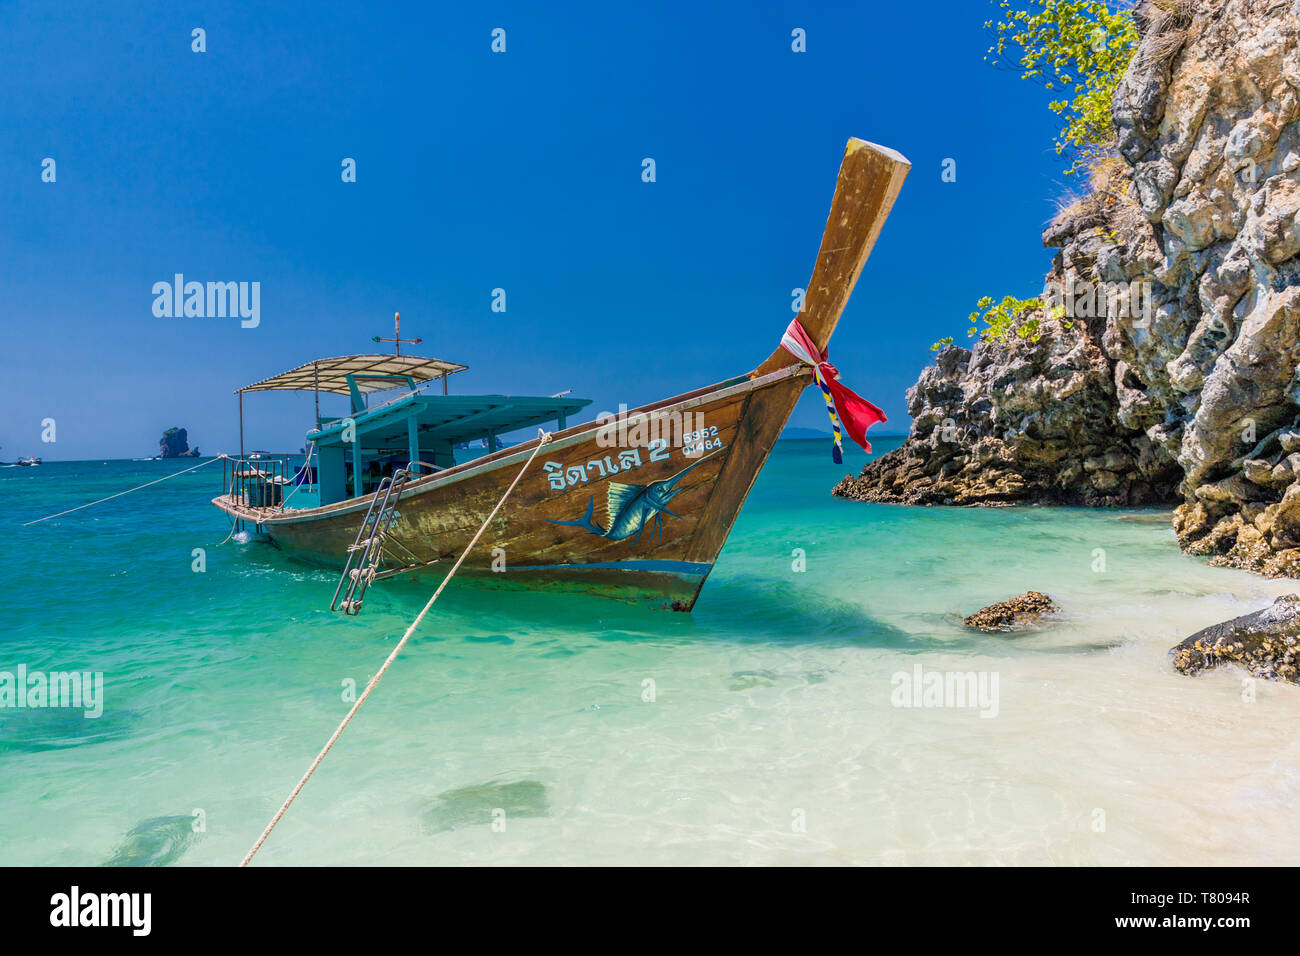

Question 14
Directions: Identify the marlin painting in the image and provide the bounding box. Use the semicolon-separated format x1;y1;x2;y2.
213;138;909;609
550;454;716;544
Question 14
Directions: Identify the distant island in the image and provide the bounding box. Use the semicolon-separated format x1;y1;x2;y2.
779;425;904;441
780;426;831;441
159;427;200;458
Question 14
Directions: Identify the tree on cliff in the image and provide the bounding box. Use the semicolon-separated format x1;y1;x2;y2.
988;0;1139;176
933;0;1141;351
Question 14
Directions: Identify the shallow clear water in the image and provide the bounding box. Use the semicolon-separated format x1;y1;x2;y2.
3;440;1298;866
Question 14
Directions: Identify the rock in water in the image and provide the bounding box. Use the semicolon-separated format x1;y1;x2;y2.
420;780;549;833
0;706;138;754
1171;595;1300;683
832;341;1178;508
159;427;190;458
963;591;1059;632
103;815;200;866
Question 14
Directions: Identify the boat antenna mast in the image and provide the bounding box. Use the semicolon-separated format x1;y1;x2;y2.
372;311;422;357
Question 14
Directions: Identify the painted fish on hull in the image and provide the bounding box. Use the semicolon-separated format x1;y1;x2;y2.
549;452;717;545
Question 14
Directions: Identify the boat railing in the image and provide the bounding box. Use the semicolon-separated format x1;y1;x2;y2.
221;455;304;512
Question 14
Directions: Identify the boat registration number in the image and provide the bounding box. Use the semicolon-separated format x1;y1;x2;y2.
682;426;722;458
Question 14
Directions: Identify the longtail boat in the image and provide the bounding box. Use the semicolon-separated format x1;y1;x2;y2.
213;138;909;611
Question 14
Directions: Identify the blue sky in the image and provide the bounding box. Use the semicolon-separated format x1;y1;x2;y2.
1;0;1072;460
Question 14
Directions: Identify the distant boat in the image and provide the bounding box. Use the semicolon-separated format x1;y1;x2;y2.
16;457;41;466
213;139;909;611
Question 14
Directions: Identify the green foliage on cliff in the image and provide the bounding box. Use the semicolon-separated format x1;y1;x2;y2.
931;296;1074;352
973;295;1042;343
987;0;1139;175
971;295;1070;344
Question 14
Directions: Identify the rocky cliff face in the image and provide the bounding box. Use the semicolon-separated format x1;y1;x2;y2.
836;0;1300;578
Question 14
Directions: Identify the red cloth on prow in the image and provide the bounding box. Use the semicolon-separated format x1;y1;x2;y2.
780;317;887;453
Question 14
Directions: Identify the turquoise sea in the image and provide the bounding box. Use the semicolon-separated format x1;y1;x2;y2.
3;438;1299;866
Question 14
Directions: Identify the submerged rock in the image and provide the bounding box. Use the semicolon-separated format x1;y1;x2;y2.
1171;594;1300;683
103;814;200;867
420;779;549;833
963;591;1060;632
0;706;138;754
729;669;828;691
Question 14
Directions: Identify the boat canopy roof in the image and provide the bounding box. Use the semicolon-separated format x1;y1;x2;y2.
237;354;468;395
309;391;592;448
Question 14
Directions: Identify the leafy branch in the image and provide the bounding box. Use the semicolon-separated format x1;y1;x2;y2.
931;295;1070;351
987;0;1139;176
930;2;1137;355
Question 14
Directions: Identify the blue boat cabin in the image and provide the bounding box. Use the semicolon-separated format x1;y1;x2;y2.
234;354;590;509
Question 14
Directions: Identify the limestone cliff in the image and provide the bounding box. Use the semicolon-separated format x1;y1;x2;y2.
159;427;198;459
836;0;1300;578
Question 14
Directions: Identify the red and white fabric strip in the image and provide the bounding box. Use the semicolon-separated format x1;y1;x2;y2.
779;317;887;461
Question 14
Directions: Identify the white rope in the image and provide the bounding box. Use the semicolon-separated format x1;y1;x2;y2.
278;442;316;511
22;455;226;526
215;515;240;547
239;429;553;867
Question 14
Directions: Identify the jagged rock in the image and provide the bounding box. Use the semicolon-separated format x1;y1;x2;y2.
962;591;1060;632
159;427;199;459
837;0;1300;583
1171;594;1300;683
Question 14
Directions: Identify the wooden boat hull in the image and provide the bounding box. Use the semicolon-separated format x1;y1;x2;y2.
214;365;811;610
213;137;910;611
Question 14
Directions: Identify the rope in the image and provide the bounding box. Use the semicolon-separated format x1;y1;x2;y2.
239;429;553;867
813;366;845;463
215;515;240;547
21;455;226;526
278;442;316;511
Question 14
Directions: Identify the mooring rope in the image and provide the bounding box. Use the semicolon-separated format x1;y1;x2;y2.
215;515;241;547
278;441;316;511
239;430;553;867
21;455;226;526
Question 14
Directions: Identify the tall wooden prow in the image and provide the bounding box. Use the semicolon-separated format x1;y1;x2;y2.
682;139;909;583
757;138;910;376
